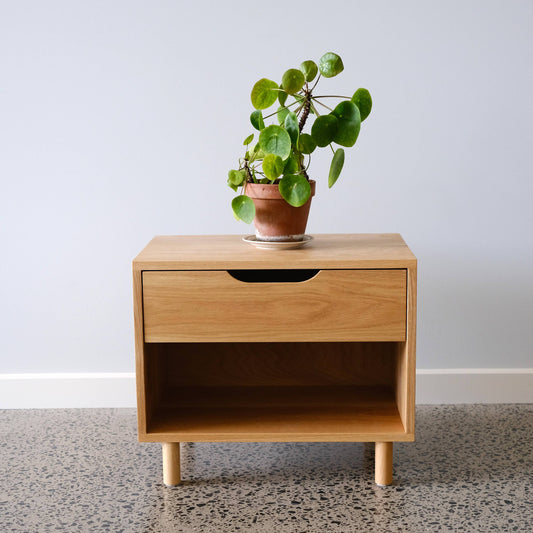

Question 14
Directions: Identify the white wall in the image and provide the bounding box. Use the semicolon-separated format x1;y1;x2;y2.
1;1;532;379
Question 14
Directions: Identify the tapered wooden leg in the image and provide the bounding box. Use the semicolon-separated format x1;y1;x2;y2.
162;442;181;486
375;442;393;486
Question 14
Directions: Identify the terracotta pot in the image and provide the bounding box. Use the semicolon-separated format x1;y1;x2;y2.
245;180;316;241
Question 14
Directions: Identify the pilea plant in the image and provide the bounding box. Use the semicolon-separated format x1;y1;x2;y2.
228;52;372;223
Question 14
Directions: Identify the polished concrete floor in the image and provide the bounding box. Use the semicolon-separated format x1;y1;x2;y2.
1;405;531;532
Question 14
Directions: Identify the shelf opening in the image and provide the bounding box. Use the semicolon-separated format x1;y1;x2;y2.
142;341;409;441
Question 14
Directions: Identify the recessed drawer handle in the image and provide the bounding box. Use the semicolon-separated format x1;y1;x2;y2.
227;269;320;283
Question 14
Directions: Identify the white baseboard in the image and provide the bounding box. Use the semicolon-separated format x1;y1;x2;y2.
1;369;532;409
0;373;137;409
415;368;533;404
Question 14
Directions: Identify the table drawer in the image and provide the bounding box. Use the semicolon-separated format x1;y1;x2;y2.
142;269;406;342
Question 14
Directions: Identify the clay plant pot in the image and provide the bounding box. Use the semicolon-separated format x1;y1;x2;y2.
245;180;316;242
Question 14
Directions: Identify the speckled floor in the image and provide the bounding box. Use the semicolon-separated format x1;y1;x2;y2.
1;405;531;532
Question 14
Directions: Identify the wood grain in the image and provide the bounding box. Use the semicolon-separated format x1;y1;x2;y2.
375;442;393;485
145;342;397;388
133;234;417;456
143;269;407;343
133;234;417;271
140;386;410;443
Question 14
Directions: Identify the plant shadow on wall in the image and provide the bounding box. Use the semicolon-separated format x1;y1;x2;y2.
228;52;372;242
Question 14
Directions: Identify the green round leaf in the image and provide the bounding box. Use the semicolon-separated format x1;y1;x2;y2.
232;194;255;223
228;169;246;187
283;153;299;174
351;88;372;121
250;110;265;131
251;78;279;110
297;133;316;154
284;111;299;145
281;69;305;95
300;60;318;82
311;115;339;147
259;125;292;160
279;174;312;207
243;133;254;146
328;148;345;188
278;86;288;106
277;105;289;125
318;52;344;78
331;100;361;147
262;153;284;180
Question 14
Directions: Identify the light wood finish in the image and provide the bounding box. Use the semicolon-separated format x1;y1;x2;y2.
132;234;417;485
395;266;417;434
144;342;396;388
162;442;180;486
146;386;407;443
143;269;406;343
133;233;417;271
375;442;393;485
132;268;147;436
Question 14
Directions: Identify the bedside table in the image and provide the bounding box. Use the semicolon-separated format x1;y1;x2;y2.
132;234;417;486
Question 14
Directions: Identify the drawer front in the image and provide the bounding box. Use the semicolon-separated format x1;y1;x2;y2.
143;269;406;342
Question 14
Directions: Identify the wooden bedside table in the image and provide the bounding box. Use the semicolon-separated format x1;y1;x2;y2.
132;234;417;486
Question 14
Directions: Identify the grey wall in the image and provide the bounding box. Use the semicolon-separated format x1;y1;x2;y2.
1;0;532;372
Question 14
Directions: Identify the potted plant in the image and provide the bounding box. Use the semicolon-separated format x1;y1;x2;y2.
228;52;372;242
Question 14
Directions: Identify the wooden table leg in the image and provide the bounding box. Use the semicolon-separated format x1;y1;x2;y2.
162;442;181;486
375;442;393;486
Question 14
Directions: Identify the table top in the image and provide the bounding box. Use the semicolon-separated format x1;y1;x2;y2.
133;234;417;270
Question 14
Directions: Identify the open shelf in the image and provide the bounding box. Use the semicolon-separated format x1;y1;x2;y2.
141;341;410;443
146;385;407;442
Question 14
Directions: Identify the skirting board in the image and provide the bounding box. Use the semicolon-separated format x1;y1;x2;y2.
0;370;532;409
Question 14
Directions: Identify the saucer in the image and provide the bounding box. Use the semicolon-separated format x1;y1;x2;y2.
242;235;313;250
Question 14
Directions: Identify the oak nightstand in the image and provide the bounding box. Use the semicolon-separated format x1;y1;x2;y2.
133;234;417;486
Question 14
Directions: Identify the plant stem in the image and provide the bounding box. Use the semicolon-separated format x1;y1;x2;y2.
298;92;312;132
262;99;300;121
243;160;255;183
310;74;321;93
312;97;333;112
313;95;351;99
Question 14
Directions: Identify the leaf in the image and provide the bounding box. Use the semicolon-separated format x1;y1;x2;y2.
277;105;289;125
283;153;299;174
351;88;372;121
328;148;345;188
232;195;255;223
250;110;265;131
251;142;265;160
279;174;312;207
251;78;279;110
311;115;339;147
300;60;318;82
284;111;299;145
278;86;288;106
243;133;254;146
281;68;305;95
227;179;238;192
297;133;316;154
228;169;245;187
259;125;292;160
330;100;361;147
262;153;284;180
318;52;344;78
